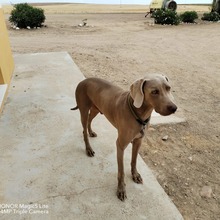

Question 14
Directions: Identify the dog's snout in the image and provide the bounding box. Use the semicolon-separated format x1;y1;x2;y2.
167;104;177;113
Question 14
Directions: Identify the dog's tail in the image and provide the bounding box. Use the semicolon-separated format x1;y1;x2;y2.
70;106;78;111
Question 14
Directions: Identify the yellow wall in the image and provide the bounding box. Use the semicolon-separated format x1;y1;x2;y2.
0;5;14;85
0;5;14;114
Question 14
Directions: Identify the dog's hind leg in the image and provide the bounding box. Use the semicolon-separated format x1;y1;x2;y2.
88;105;99;137
79;105;95;157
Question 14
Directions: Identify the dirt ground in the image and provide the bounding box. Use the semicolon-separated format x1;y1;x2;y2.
4;4;220;220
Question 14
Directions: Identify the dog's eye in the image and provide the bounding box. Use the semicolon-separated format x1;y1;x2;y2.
151;90;159;95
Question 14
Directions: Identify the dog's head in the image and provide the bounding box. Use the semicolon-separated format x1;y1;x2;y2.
130;74;177;116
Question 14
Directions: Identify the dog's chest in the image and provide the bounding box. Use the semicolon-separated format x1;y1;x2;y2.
133;125;146;140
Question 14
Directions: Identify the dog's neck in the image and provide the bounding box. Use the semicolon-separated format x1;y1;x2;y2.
127;93;153;126
137;101;154;121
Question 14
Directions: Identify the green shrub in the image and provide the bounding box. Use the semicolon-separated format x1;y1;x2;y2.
152;9;180;25
202;12;220;22
9;3;45;29
180;11;198;23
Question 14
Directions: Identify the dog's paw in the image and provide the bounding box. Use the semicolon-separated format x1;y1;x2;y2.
89;131;97;137
86;148;95;157
132;173;143;184
117;188;127;201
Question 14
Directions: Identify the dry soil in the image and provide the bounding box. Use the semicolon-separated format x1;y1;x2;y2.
4;4;220;220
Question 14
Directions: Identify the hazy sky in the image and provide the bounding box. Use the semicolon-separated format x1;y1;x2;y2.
0;0;213;5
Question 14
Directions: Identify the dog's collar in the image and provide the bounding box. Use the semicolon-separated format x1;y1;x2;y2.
127;93;151;126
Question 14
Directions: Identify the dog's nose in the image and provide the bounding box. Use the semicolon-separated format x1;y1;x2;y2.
167;104;177;113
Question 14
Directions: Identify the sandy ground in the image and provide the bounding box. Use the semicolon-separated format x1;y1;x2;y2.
4;4;220;220
2;3;211;14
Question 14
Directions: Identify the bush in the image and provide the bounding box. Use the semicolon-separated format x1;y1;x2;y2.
180;11;198;23
9;3;45;28
202;12;220;22
152;9;180;25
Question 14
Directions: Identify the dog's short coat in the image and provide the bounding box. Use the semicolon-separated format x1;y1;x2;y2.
72;74;177;201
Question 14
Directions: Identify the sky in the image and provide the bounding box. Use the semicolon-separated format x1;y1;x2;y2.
0;0;213;5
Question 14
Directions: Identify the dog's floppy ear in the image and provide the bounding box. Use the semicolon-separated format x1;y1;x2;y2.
130;78;146;108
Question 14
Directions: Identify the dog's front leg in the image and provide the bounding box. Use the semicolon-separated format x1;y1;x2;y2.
131;137;143;184
116;138;128;201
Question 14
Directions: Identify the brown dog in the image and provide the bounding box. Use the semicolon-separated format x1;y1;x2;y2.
71;74;177;201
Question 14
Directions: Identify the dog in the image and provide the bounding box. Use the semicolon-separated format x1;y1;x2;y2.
71;74;177;201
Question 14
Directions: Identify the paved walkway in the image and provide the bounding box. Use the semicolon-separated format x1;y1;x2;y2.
0;52;183;220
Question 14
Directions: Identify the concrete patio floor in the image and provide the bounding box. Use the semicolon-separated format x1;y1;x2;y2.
0;52;184;220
